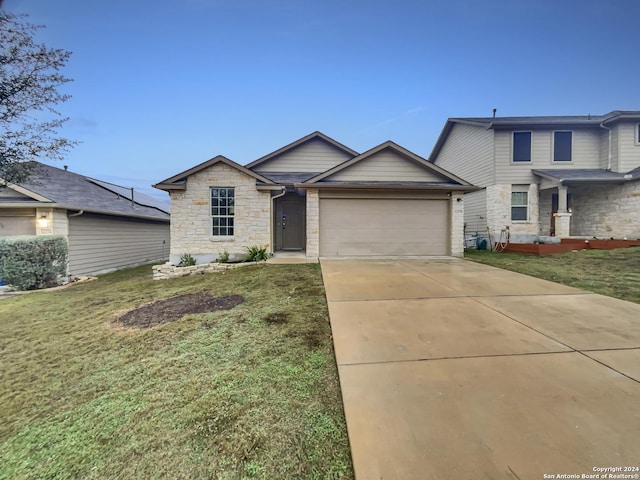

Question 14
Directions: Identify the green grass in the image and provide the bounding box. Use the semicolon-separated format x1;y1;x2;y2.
0;264;353;480
465;247;640;304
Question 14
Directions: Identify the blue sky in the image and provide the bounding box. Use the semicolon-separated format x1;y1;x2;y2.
5;0;640;201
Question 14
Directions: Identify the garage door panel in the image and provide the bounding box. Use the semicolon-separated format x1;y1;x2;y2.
320;198;448;256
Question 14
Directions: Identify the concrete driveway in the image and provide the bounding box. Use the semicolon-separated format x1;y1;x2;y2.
321;258;640;480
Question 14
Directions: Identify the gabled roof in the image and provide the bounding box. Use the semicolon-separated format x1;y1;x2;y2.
1;162;169;220
429;110;640;163
298;141;476;191
153;155;276;191
245;131;359;170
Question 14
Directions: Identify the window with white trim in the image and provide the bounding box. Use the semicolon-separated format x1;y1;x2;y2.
211;187;234;236
511;186;528;221
553;131;572;162
636;123;640;145
512;131;532;162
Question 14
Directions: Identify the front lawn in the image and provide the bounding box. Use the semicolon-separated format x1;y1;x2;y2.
465;247;640;304
0;264;353;480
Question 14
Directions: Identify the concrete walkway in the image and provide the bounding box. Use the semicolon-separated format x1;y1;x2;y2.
321;258;640;480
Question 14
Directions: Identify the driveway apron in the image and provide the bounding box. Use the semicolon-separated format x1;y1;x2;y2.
321;258;640;480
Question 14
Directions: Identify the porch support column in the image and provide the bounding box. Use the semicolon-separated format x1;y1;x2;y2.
553;185;571;237
557;185;568;213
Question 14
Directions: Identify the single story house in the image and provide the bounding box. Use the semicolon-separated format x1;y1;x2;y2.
154;132;476;263
0;162;170;276
429;110;640;243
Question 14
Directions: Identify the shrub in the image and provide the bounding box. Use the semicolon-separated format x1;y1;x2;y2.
179;253;196;267
245;245;270;262
0;236;68;291
218;249;230;263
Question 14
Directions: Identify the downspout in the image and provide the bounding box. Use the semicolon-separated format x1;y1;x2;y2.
68;210;84;217
599;122;612;171
270;187;286;254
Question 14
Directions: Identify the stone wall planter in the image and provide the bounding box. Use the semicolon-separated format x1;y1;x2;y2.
152;261;260;280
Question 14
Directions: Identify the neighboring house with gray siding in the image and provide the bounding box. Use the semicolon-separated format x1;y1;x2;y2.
154;132;476;263
428;110;640;243
0;162;170;276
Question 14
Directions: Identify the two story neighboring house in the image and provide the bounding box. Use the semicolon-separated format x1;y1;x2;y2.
429;110;640;244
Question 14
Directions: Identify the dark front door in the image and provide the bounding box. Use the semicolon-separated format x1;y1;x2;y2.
276;194;305;250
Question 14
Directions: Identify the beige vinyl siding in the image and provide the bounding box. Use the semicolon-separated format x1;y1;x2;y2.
319;197;449;256
611;124;621;172
462;189;487;236
599;129;610;169
571;129;601;165
0;208;36;236
433;123;494;186
494;128;602;184
253;138;353;173
617;122;640;172
326;150;445;182
494;130;538;185
68;213;169;276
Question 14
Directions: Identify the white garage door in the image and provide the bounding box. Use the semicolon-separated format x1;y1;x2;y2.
319;198;449;256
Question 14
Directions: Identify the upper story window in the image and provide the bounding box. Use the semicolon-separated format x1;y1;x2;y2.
512;131;532;162
636;123;640;145
553;131;572;162
211;187;234;236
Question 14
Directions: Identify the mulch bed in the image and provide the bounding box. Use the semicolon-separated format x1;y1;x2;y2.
113;292;244;329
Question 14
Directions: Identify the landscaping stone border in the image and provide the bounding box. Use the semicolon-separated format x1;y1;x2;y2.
152;261;260;280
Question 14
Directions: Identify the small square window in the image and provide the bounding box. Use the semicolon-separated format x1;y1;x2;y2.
554;131;572;162
513;132;531;162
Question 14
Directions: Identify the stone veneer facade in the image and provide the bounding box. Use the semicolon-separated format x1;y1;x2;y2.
168;163;272;264
570;182;640;238
486;184;540;243
35;207;69;237
450;193;464;257
305;189;320;258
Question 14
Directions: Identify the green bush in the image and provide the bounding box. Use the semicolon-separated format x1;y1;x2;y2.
245;245;270;262
179;253;196;267
0;236;68;291
218;249;230;263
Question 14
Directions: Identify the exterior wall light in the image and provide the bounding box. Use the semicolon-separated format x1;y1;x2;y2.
37;213;50;228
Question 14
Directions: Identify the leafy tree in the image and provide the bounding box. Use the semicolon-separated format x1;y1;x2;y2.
0;10;76;185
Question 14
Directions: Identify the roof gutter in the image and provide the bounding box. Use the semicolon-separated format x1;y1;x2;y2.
55;205;169;221
599;122;612;171
0;203;166;220
293;183;480;192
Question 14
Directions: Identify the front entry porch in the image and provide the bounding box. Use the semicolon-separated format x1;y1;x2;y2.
537;179;573;238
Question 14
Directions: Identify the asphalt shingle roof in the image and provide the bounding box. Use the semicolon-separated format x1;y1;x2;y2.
15;163;169;219
256;172;322;184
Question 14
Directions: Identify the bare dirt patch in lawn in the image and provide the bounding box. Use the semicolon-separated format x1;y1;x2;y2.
112;292;244;328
